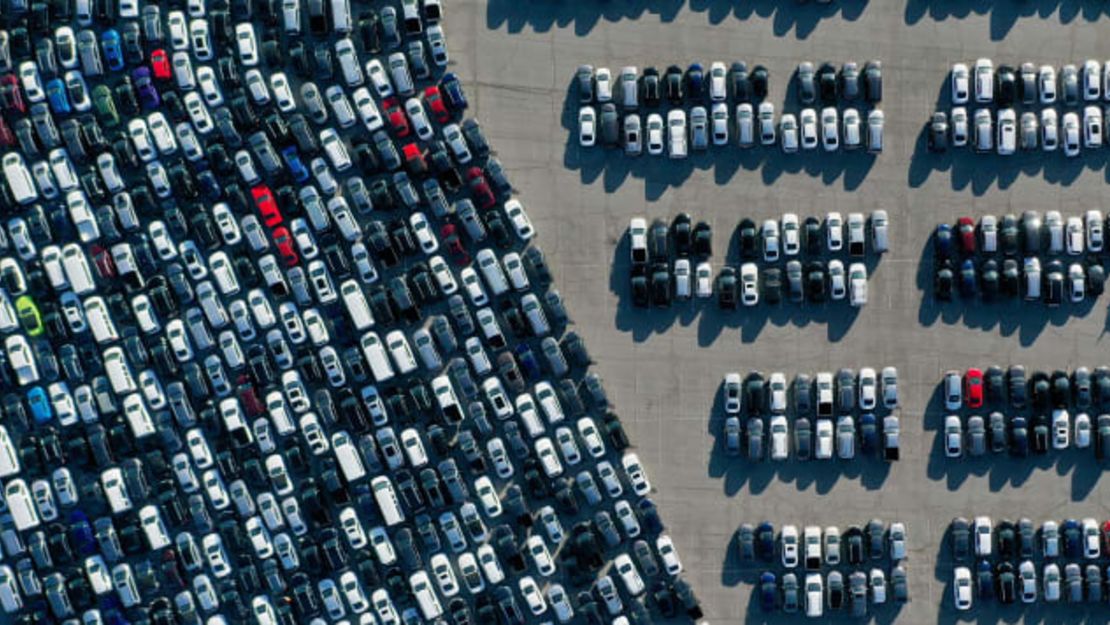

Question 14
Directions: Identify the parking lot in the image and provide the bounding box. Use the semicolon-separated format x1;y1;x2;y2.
451;1;1110;622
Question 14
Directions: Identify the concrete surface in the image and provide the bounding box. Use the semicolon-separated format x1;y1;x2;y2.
446;1;1110;622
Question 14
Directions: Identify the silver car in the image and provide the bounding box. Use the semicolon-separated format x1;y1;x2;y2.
690;106;708;150
623;114;642;156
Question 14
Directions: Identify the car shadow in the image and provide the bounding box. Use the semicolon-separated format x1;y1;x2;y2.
562;84;879;199
915;228;1104;346
487;0;870;38
903;0;1110;41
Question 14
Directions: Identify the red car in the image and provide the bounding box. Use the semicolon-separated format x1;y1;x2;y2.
424;86;449;123
251;184;283;227
441;224;470;266
402;142;427;174
237;378;265;416
964;367;984;408
89;245;118;279
0;115;15;148
0;74;26;114
957;217;976;255
382;97;410;137
271;226;299;267
150;49;172;81
1102;520;1110;555
466;167;495;209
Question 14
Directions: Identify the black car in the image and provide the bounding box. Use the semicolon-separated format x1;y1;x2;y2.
640;67;660;107
650;263;671;307
630;265;649;308
649;219;669;261
736;524;756;560
738;219;758;259
762;268;782;305
755;521;775;561
817;63;838;103
996;64;1017;106
928;111;948;152
1089;263;1106;296
864;60;882;102
996;562;1016;604
750;65;769;99
730;61;750;102
672;213;693;256
805;261;826;302
745;372;766;415
935;260;954;300
685;63;705;100
950;517;970;561
985;366;1005;404
692;221;712;257
803;216;822;255
980;259;999;300
717;266;738;309
844;526;864;564
664;65;683;102
1000;258;1020;297
794;417;812;460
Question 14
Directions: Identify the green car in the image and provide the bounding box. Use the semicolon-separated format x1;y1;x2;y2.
92;85;119;127
15;295;43;337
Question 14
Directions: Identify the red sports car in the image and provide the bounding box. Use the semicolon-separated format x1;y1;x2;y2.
957;217;976;255
466;167;495;209
382;97;410;137
271;226;299;267
251;184;283;227
150;49;172;81
424;86;449;123
964;367;983;408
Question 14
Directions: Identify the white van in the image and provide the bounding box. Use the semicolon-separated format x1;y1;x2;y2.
3;152;38;205
5;479;39;530
101;468;133;513
103;347;138;394
111;563;141;607
331;431;366;483
371;476;404;526
384;330;418;375
40;245;68;289
61;243;96;294
0;426;20;478
340;280;375;330
330;0;352;32
408;571;443;619
85;296;120;343
139;505;171;550
360;331;395;383
432;375;463;423
123;393;156;439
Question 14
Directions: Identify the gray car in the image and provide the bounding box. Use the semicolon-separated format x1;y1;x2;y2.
724;416;741;456
967;415;986;456
989;412;1007;452
1062;64;1080;105
747;416;764;460
797;61;816;104
787;260;804;303
841;62;860;101
690;106;708;150
850;571;868;617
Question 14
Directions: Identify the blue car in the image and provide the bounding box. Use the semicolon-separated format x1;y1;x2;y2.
45;78;71;114
514;343;542;381
281;145;310;182
935;223;954;260
27;386;52;424
759;571;777;612
101;30;125;71
67;510;96;555
440;72;467;111
960;258;977;298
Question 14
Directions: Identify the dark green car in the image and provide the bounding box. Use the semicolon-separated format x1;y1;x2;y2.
92;85;119;127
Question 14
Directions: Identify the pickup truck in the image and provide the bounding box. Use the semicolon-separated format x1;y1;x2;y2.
883;415;901;461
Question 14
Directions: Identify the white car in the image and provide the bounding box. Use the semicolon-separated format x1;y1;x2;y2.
951;63;970;103
1063;111;1081;156
996;108;1016;155
1086;210;1104;252
815;418;833;460
781;525;799;567
974;516;993;556
758;101;776;145
621;453;650;496
762;219;780;262
504;199;535;241
1083;518;1100;559
799;108;818;150
848;263;868;307
944;415;963;458
769;415;788;461
953;566;972;610
951;106;968;147
711;102;729;145
842;107;861;150
828;259;846;300
595;67;612;102
779;113;798;153
1084;59;1102;101
1083;105;1102;148
781;213;800;255
805;573;823;617
827;212;843;251
736;103;755;147
723;372;742;414
645;113;664;155
740;262;759;306
674;258;691;299
974;58;993;102
657;535;683;576
578;106;596;147
709;61;727;101
1039;64;1057;103
695;261;713;298
667;109;687;159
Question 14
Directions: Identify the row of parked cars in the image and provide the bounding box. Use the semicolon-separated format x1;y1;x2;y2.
632;211;889;266
0;2;698;625
937;212;1107;259
941;367;1110;412
934;255;1105;303
740;520;909;616
579;102;885;155
720;370;901;460
940;410;1110;457
951;516;1110;609
950;60;1110;108
927;105;1108;155
575;63;771;109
